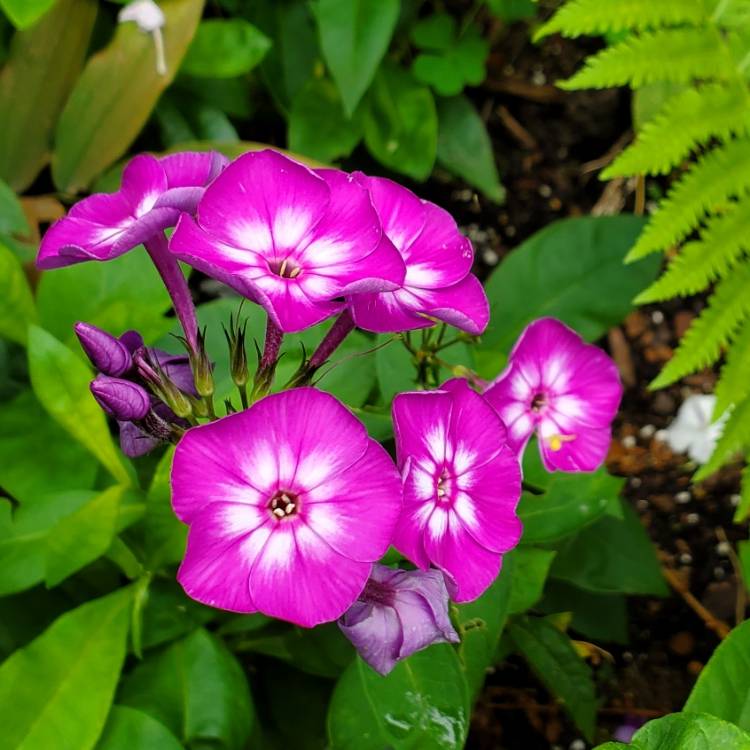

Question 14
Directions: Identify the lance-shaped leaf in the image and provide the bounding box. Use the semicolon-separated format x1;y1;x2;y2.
0;240;36;346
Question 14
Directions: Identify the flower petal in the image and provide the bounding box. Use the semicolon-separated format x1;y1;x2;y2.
538;420;612;472
410;274;489;335
119;153;169;217
393;390;454;469
159;150;227;188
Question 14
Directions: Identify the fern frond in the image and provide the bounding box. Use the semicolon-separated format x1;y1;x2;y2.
604;83;750;178
635;201;750;302
626;137;750;261
535;0;712;40
650;263;750;389
559;28;734;90
693;397;750;482
733;463;750;522
715;318;750;417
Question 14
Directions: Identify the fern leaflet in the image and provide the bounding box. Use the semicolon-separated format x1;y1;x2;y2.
635;201;750;302
535;0;712;40
604;82;750;177
734;464;750;522
626;137;750;261
715;319;750;417
650;263;750;389
560;28;734;91
693;397;750;482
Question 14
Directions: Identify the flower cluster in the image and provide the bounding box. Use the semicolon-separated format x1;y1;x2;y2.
38;148;622;675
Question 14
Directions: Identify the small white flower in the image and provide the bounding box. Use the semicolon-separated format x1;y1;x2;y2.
118;0;167;76
664;394;729;465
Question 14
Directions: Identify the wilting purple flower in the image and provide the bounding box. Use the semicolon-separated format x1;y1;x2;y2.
90;375;151;421
75;322;134;377
169;150;406;334
484;318;622;473
37;152;226;269
348;175;489;336
171;388;403;626
339;564;459;675
392;379;522;603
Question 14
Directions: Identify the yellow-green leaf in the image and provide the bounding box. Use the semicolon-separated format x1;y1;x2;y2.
0;240;36;345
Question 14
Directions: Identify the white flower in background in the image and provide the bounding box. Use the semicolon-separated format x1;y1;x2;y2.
118;0;167;76
664;394;729;465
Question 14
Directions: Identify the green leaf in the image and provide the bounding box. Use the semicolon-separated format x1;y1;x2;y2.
0;587;133;750
0;176;29;235
0;0;97;191
685;619;750;729
551;502;668;596
363;62;438;180
595;712;750;749
0;0;58;28
181;19;271;78
27;325;133;486
120;628;255;750
519;468;625;544
437;95;504;203
376;335;414;404
486;0;536;22
52;0;204;193
0;240;36;345
477;216;657;377
97;706;184;750
36;248;174;348
328;645;470;750
288;77;363;162
312;0;399;117
0;390;97;503
509;615;597;741
508;547;557;614
455;556;514;698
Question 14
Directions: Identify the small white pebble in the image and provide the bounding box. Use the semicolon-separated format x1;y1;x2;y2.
655;429;669;442
538;184;552;198
505;225;517;237
622;435;637;448
570;740;586;750
482;249;499;266
630;476;642;488
716;541;731;557
636;499;649;511
675;491;691;504
686;512;700;525
532;70;547;86
730;494;741;507
679;553;693;565
714;566;726;580
651;310;665;324
639;424;656;439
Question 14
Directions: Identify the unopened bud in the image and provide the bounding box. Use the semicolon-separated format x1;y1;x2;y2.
190;328;214;398
134;349;193;419
90;375;150;421
223;314;249;388
75;322;132;376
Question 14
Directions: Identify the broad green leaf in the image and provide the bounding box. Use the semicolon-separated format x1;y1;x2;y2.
45;485;125;587
0;176;29;234
508;547;557;614
477;216;659;377
120;628;255;750
0;587;133;750
328;646;470;750
437;95;504;203
363;63;438;180
551;502;669;596
0;0;96;191
181;19;271;78
519;468;624;544
36;249;174;348
27;326;132;486
288;77;363;162
0;240;36;345
97;706;184;750
594;712;750;749
0;0;57;29
684;619;750;729
52;0;204;192
376;335;414;404
455;556;513;698
509;616;596;741
312;0;399;116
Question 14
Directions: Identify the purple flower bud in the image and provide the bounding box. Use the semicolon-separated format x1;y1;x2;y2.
339;564;459;675
119;329;145;354
90;375;151;421
75;322;132;376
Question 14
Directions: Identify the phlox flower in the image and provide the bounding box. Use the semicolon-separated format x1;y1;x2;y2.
171;388;403;627
348;175;489;336
484;318;622;472
339;564;459;675
392;379;522;603
169;150;406;334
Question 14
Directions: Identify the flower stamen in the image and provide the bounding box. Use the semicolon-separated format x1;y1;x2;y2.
269;490;300;518
548;433;577;451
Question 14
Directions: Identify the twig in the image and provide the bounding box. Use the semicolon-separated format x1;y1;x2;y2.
716;527;746;626
580;131;633;175
497;105;538;150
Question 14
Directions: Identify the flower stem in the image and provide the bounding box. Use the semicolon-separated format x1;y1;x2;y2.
309;308;356;369
252;318;284;398
145;233;198;353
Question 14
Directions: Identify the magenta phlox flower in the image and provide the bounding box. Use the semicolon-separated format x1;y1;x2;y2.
392;378;522;603
171;388;403;626
169;150;406;333
338;564;459;675
37;151;227;268
483;318;622;472
348;175;489;336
